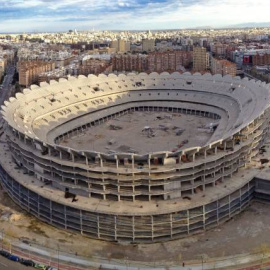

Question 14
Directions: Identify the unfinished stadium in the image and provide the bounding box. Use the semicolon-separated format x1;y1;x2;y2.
0;72;270;243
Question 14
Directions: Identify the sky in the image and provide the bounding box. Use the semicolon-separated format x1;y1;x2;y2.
0;0;270;33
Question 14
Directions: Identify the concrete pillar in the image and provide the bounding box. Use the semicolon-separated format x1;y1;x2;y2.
114;216;117;241
170;214;173;238
148;155;151;175
97;215;100;238
203;205;206;230
151;215;154;241
115;157;119;169
71;152;75;162
132;216;135;241
100;157;103;168
187;210;190;234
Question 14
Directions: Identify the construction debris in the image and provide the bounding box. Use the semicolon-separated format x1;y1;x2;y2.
108;139;116;145
116;145;137;153
109;124;122;130
175;128;185;136
260;158;269;165
142;126;156;138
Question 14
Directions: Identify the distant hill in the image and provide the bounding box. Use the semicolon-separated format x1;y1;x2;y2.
226;22;270;28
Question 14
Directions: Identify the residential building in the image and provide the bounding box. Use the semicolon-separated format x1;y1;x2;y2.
112;54;148;72
110;39;130;53
18;60;55;86
148;51;193;72
142;39;155;52
252;53;270;66
193;46;208;72
211;58;236;77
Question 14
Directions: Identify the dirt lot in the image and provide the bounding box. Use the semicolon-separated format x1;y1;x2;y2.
1;182;270;264
60;111;214;154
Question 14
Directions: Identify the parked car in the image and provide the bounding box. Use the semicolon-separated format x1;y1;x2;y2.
20;258;35;267
46;267;58;270
8;254;20;262
34;263;47;270
0;250;11;258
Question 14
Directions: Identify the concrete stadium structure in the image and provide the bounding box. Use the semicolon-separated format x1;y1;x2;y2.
0;72;270;243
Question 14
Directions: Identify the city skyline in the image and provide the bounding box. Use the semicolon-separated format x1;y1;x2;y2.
1;0;270;32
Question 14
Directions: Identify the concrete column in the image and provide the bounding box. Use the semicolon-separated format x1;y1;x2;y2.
79;209;83;234
100;157;103;168
114;216;117;241
71;152;74;162
115;157;119;169
151;215;154;241
187;210;190;234
97;215;100;238
132;216;135;241
178;154;182;164
170;214;173;238
148;154;151;175
203;205;206;230
228;194;231;218
132;156;135;170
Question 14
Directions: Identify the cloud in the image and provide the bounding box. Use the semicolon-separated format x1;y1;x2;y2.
0;0;270;32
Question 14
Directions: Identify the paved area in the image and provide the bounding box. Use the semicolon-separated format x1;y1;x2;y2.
0;65;15;106
0;256;30;270
60;111;214;154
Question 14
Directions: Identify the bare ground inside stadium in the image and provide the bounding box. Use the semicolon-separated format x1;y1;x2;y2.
59;111;215;154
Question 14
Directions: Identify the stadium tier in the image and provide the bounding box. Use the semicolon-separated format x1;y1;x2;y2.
0;72;270;242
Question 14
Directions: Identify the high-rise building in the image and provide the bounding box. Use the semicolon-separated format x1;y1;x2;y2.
193;46;208;72
252;53;270;66
148;51;193;72
110;39;130;53
18;60;56;86
0;58;6;82
142;39;155;52
112;54;148;72
211;57;236;77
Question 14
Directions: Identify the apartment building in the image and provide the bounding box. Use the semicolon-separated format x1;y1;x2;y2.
148;51;193;72
112;54;148;72
0;58;6;82
142;39;155;52
18;60;55;86
110;39;130;53
79;58;112;75
252;53;270;66
211;58;236;77
211;43;228;57
193;46;209;72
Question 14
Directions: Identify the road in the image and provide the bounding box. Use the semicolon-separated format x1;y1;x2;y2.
0;256;30;270
0;64;15;106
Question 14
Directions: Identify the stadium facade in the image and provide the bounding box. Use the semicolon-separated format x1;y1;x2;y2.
0;72;270;243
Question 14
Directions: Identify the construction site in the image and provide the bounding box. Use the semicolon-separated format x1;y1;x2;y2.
1;72;270;244
60;111;214;155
